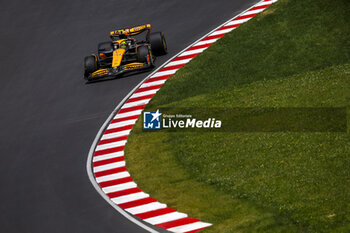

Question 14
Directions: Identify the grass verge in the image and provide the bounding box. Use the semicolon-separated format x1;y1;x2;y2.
125;0;350;232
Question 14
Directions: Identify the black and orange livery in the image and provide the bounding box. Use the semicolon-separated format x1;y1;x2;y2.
84;24;167;81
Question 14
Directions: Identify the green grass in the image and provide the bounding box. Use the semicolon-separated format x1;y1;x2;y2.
125;0;350;232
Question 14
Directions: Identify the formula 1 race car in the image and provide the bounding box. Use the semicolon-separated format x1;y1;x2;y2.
83;24;167;81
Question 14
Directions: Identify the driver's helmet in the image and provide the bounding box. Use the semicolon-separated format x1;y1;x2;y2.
120;41;128;49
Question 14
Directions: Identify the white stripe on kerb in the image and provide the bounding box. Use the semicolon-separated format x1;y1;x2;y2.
112;192;150;205
96;171;130;183
101;129;131;140
210;28;235;36
121;100;150;109
140;79;167;89
95;140;127;151
93;151;124;162
114;110;142;119
195;38;219;46
179;48;208;57
256;0;274;6
165;58;192;67
151;69;178;78
129;90;158;99
93;161;125;172
102;182;137;194
126;202;167;215
144;212;188;225
226;18;251;26
108;119;137;129
242;8;265;16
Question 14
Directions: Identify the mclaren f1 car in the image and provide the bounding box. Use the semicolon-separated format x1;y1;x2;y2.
84;24;167;81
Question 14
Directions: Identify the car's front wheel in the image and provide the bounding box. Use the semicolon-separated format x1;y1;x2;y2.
137;45;154;66
149;32;167;56
84;55;97;79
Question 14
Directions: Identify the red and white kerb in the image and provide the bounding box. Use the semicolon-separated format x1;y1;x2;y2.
92;0;278;232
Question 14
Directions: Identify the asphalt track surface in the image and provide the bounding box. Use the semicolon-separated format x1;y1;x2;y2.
0;0;258;232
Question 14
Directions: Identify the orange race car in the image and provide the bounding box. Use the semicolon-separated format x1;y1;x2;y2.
83;24;167;81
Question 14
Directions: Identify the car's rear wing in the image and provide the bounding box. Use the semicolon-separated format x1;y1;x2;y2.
110;24;151;39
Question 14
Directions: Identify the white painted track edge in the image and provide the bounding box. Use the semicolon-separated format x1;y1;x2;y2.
86;0;275;232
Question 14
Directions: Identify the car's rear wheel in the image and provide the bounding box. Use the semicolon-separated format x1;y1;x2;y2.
137;45;153;65
84;55;97;79
149;32;167;56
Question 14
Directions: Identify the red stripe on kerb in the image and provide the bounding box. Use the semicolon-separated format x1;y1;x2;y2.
172;53;198;62
118;104;146;114
99;176;133;188
111;115;139;124
202;34;226;41
107;187;142;199
93;156;125;167
156;217;200;229
134;84;163;94
118;197;158;209
250;4;270;11
98;135;129;146
126;94;155;103
158;64;185;72
104;124;133;135
94;146;125;156
218;24;241;31
145;75;171;83
135;207;177;219
186;43;211;51
234;13;258;21
94;166;127;177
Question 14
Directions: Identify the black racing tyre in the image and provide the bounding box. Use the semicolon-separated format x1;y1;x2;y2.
84;55;97;77
98;41;113;54
149;32;167;56
137;45;150;63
